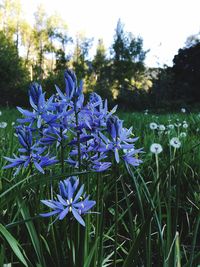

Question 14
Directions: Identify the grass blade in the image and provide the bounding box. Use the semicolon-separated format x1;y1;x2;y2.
0;223;28;267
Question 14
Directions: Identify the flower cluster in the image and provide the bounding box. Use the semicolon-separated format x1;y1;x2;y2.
3;70;142;226
4;69;142;174
40;176;95;226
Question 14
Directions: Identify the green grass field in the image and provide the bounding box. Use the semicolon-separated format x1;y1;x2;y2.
0;108;200;267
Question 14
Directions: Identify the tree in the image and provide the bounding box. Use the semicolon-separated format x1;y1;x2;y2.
0;0;23;51
92;39;113;100
46;13;71;72
0;31;29;106
33;4;49;80
20;21;35;66
185;33;200;49
172;41;200;102
149;66;174;108
111;19;148;107
72;33;93;82
111;19;147;97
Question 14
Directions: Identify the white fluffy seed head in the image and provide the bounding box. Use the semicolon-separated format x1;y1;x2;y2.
0;122;7;128
180;132;187;138
168;124;174;130
149;122;158;130
150;143;163;154
182;123;188;129
158;125;165;131
170;137;181;148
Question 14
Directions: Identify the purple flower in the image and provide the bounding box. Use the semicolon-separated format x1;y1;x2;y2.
122;148;143;167
3;153;58;175
17;94;55;128
40;176;96;227
3;126;58;174
40;126;68;147
29;82;43;107
97;116;142;165
56;70;84;110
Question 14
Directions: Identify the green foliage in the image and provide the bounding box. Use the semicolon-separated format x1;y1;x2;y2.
0;1;200;110
150;67;174;108
1;108;200;266
72;35;93;82
150;39;200;109
173;42;200;102
0;31;29;106
111;19;147;92
92;39;113;100
0;223;28;266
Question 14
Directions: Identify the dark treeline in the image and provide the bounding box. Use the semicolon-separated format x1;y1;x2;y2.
0;0;200;110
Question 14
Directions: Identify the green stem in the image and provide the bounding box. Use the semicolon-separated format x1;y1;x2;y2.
155;154;161;223
60;127;64;174
74;105;81;171
114;176;118;267
189;209;200;267
94;173;101;266
175;232;181;267
69;219;74;267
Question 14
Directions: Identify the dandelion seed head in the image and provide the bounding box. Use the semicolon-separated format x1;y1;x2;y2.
168;124;174;130
150;143;163;154
170;137;181;149
149;122;157;130
182;123;188;129
158;125;165;131
0;122;7;128
180;132;187;138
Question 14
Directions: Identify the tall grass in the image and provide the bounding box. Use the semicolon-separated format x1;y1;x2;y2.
1;108;200;266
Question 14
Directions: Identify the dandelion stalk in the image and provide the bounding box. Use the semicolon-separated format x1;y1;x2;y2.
155;153;162;223
175;232;181;267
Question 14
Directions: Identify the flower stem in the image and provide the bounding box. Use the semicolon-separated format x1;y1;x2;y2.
74;104;81;171
155;154;161;223
60;127;64;173
114;162;118;267
114;177;118;267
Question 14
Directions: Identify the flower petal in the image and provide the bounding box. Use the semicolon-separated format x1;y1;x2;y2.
58;207;69;220
40;210;60;217
72;208;85;226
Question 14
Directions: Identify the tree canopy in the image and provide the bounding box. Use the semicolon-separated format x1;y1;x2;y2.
0;0;199;110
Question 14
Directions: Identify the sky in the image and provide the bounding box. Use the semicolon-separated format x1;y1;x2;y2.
21;0;200;67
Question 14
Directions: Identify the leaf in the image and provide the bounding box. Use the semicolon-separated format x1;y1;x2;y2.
0;223;28;267
122;213;153;267
83;237;99;267
17;199;46;267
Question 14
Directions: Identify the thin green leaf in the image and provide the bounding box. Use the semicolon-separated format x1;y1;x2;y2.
122;214;153;267
83;237;100;267
0;223;28;267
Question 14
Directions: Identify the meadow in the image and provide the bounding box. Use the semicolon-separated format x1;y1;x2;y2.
0;86;200;267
